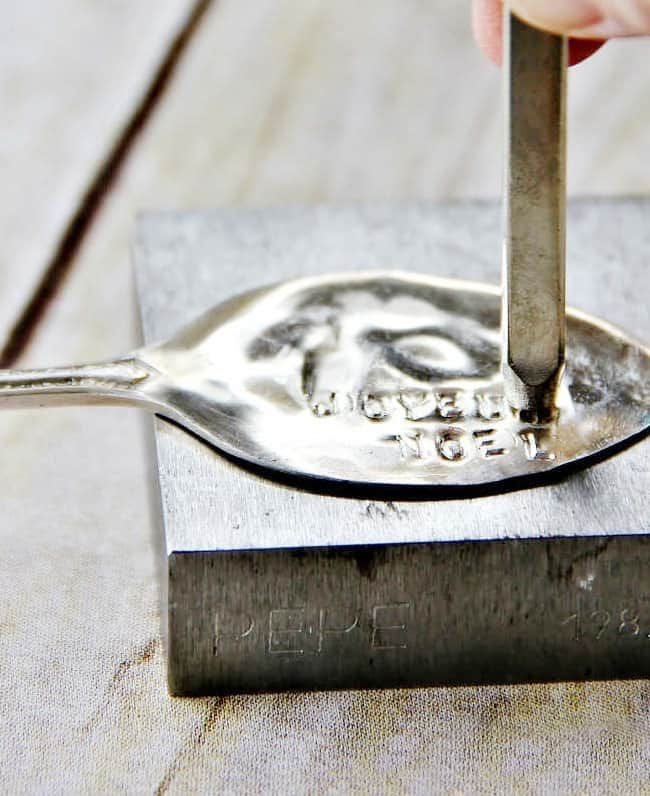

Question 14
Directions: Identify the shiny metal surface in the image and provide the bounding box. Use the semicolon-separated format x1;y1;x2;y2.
137;203;650;696
503;11;567;422
169;536;650;695
0;270;648;489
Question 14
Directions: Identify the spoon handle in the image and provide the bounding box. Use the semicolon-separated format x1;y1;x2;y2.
0;357;157;409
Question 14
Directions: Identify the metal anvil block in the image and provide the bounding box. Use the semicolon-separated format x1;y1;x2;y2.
135;200;650;695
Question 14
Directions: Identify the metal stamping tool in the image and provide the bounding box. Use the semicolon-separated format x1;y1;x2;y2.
1;15;648;692
503;10;567;423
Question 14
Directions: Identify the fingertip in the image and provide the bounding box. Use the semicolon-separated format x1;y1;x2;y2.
472;0;503;65
472;0;605;67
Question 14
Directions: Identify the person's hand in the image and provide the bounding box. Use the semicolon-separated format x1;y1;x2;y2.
473;0;650;65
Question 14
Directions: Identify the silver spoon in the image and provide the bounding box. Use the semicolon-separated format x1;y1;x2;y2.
1;270;648;489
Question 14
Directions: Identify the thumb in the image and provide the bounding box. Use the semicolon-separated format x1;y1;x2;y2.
473;0;604;64
512;0;650;38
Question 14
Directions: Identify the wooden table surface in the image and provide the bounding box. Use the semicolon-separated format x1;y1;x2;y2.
1;2;649;793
